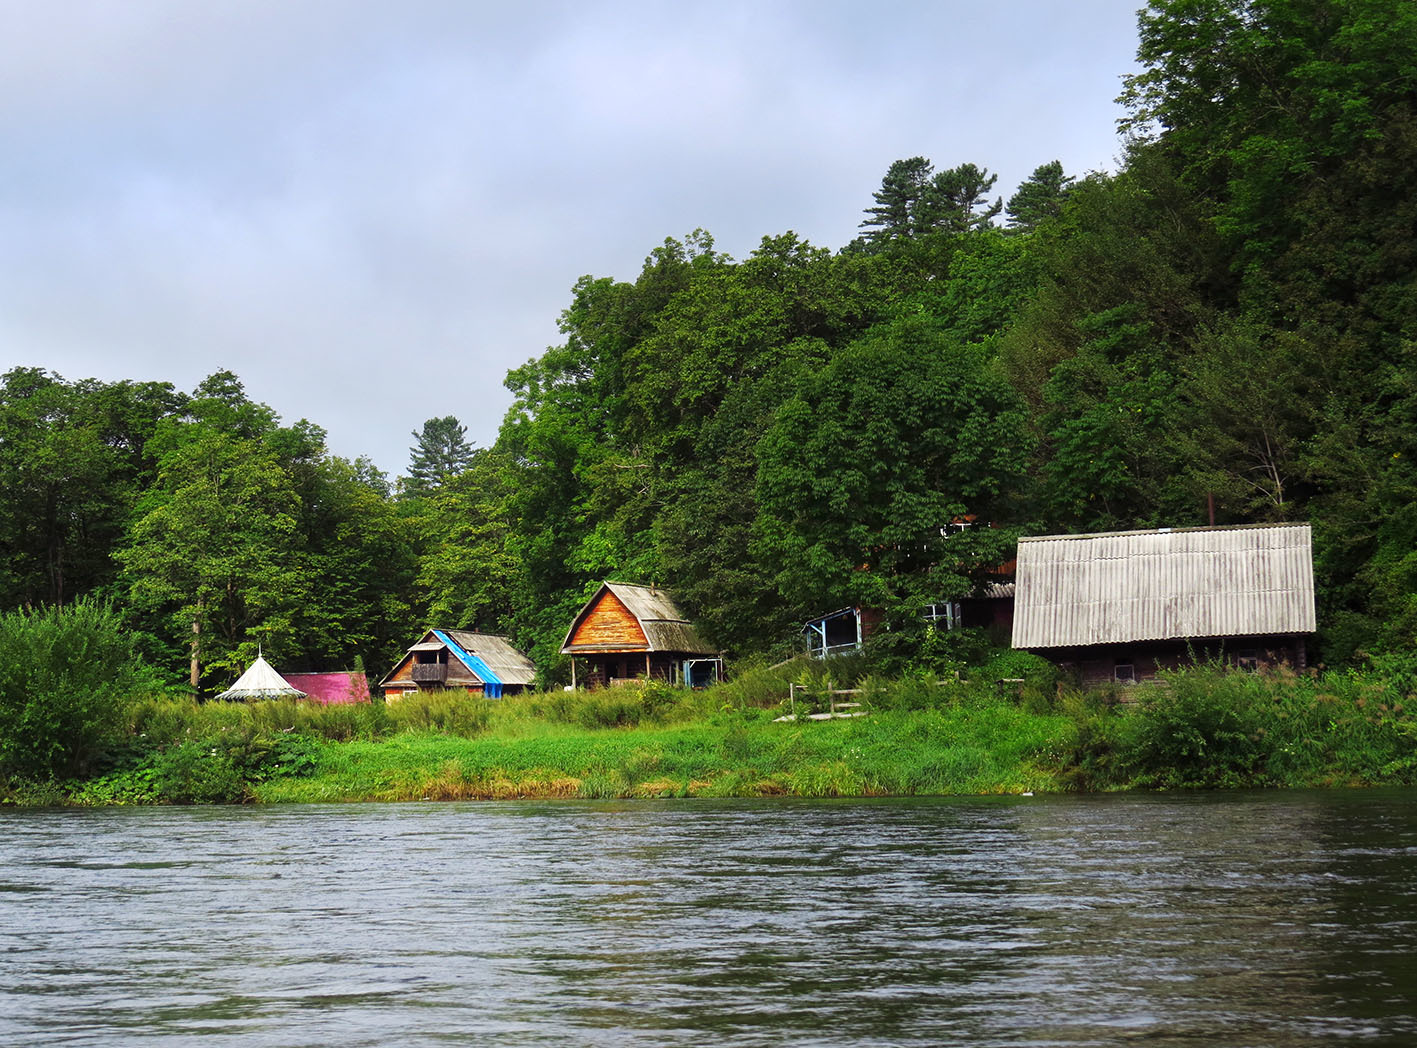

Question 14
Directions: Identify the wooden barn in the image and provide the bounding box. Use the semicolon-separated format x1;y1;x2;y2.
379;629;536;700
1011;523;1316;686
562;581;722;688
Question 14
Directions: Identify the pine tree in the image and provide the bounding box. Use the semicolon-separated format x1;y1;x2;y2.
1006;160;1074;232
404;416;473;498
859;157;935;244
924;163;1002;234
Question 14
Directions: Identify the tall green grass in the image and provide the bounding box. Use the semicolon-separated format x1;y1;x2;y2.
14;652;1417;806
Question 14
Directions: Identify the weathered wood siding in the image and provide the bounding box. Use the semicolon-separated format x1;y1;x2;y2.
569;589;649;651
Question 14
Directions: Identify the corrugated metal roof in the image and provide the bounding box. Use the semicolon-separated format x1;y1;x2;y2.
443;630;537;686
1011;523;1316;649
606;582;717;654
562;581;718;654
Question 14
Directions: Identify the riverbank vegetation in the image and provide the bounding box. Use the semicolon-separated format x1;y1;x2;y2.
7;647;1416;807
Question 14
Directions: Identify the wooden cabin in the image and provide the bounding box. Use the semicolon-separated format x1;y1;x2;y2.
1011;523;1316;686
561;581;722;688
379;629;536;700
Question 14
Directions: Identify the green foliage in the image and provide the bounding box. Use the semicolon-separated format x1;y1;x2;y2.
413;450;518;632
1005;160;1074;233
117;404;311;686
0;368;182;608
754;314;1030;621
858;157;1003;245
386;690;494;737
403;415;474;499
0;600;149;780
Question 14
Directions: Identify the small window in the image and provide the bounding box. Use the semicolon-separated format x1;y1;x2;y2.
1237;649;1259;672
922;602;962;631
1114;663;1135;683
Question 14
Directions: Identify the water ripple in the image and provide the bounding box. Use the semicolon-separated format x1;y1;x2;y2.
1;792;1416;1046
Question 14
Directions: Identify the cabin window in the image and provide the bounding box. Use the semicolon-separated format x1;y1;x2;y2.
1114;662;1135;683
922;602;962;631
1237;649;1259;672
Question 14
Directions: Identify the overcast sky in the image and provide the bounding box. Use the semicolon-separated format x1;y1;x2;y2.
0;0;1143;477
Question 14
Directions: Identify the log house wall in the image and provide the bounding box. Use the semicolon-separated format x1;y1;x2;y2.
569;590;649;650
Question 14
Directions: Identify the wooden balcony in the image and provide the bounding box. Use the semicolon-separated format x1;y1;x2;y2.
411;662;448;684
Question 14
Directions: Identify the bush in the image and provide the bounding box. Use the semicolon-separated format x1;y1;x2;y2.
0;600;151;780
1116;667;1272;788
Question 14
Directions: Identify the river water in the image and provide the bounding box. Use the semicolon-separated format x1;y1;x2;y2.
2;791;1415;1047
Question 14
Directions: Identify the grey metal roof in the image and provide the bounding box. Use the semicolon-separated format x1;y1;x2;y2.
1011;523;1316;649
443;630;537;686
562;581;718;654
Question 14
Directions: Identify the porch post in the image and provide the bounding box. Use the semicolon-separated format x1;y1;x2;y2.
571;657;577;690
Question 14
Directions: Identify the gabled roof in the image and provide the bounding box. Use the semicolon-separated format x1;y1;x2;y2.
378;629;536;688
1011;522;1316;649
439;630;537;686
562;581;717;655
215;655;306;701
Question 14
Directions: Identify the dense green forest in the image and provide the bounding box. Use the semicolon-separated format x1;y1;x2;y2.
3;0;1414;691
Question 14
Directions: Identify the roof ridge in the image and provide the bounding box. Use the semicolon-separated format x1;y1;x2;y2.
1019;522;1310;543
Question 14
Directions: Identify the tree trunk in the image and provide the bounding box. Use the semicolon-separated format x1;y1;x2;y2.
190;605;202;690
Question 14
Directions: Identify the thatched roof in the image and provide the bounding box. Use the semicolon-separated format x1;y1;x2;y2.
214;655;306;701
1011;522;1315;649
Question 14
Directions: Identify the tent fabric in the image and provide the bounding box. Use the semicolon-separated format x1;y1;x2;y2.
214;655;307;701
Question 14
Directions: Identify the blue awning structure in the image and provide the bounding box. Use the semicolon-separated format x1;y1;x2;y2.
433;629;505;698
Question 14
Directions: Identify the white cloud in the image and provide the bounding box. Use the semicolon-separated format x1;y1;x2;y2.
0;0;1141;475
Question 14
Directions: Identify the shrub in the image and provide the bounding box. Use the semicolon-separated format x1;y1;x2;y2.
715;659;798;709
1119;667;1270;788
0;600;151;780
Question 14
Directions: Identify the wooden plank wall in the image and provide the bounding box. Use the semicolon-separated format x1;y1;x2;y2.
569;590;649;650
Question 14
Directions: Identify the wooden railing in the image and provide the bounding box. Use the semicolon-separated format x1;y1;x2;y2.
411;663;448;684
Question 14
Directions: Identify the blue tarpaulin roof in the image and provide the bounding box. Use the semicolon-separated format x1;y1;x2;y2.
433;629;505;697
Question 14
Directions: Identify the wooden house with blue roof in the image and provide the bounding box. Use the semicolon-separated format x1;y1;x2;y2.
379;628;536;700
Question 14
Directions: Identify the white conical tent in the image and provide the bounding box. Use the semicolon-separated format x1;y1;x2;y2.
214;655;307;701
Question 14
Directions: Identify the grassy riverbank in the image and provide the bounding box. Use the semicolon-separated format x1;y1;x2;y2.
6;654;1417;806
